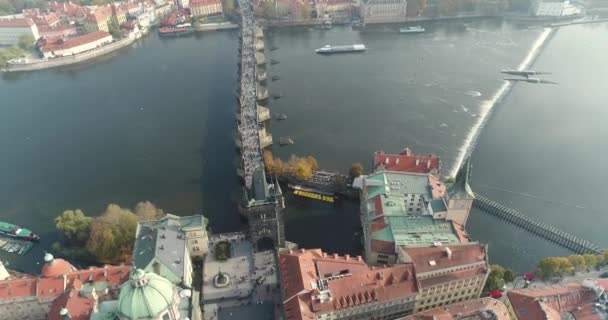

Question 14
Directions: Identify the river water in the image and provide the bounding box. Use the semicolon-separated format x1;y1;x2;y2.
0;20;605;273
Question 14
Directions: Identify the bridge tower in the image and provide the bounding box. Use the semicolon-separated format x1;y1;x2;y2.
446;158;475;227
239;169;285;251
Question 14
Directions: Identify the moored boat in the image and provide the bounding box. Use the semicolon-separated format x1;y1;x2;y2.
315;44;366;54
159;23;194;37
0;222;39;241
399;25;425;34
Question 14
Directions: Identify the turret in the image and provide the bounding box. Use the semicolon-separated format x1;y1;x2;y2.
445;158;475;227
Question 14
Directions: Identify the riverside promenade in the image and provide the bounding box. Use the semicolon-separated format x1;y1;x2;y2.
2;32;144;73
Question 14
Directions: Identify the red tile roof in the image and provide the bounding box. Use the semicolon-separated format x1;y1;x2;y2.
399;298;510;320
190;0;222;6
41;31;111;52
507;280;605;320
41;258;76;278
371;239;395;254
48;285;95;320
374;148;440;174
0;264;129;301
87;5;113;23
401;244;487;274
0;18;35;28
279;249;418;320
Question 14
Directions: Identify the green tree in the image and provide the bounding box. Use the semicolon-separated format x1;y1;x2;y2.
17;34;35;51
602;250;608;266
349;163;364;179
567;255;586;271
484;265;506;291
503;268;515;283
0;47;24;65
108;19;121;38
86;204;137;263
55;209;93;245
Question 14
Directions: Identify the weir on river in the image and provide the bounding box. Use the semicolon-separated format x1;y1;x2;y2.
473;193;601;255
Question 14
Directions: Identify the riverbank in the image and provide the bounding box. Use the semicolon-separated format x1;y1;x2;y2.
449;26;557;176
1;32;145;73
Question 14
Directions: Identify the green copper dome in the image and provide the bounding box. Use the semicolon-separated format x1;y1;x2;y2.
117;269;175;319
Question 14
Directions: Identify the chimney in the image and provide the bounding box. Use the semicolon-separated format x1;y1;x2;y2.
427;160;431;169
395;158;400;164
322;252;327;258
59;308;72;320
356;256;362;262
445;247;452;259
333;254;338;259
345;255;350;261
415;159;420;166
385;158;389;165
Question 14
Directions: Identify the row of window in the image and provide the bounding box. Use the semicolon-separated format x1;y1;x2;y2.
419;287;477;306
417;294;477;312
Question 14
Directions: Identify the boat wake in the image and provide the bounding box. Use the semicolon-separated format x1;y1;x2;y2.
450;27;554;177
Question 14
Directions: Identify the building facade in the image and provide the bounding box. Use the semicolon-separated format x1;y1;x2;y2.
533;0;581;16
0;253;130;320
240;169;286;250
38;24;79;40
190;0;223;17
315;0;353;19
399;297;510;320
359;157;475;266
506;279;608;320
132;214;209;288
373;148;440;174
359;0;407;24
279;249;418;320
40;31;113;58
85;6;113;32
397;244;490;312
0;18;39;46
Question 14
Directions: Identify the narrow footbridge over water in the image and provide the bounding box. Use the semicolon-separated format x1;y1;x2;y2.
473;193;601;255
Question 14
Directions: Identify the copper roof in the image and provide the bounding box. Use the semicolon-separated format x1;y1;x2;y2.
279;249;418;320
374;148;440;174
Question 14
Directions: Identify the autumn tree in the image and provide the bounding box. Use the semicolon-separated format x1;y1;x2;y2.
567;255;586;271
537;257;573;278
583;254;599;271
349;163;364;179
86;204;138;263
301;0;311;19
134;201;165;221
55;209;93;245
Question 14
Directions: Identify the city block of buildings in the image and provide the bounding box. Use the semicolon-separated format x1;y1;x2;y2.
278;246;489;320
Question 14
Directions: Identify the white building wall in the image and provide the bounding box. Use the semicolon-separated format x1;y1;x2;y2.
43;35;112;58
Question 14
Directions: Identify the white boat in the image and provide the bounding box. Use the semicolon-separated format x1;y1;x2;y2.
400;26;425;34
315;44;366;54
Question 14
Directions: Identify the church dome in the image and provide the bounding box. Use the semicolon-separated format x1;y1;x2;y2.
117;269;177;320
41;253;75;278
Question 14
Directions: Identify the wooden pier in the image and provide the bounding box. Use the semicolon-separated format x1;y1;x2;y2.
473;193;601;255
